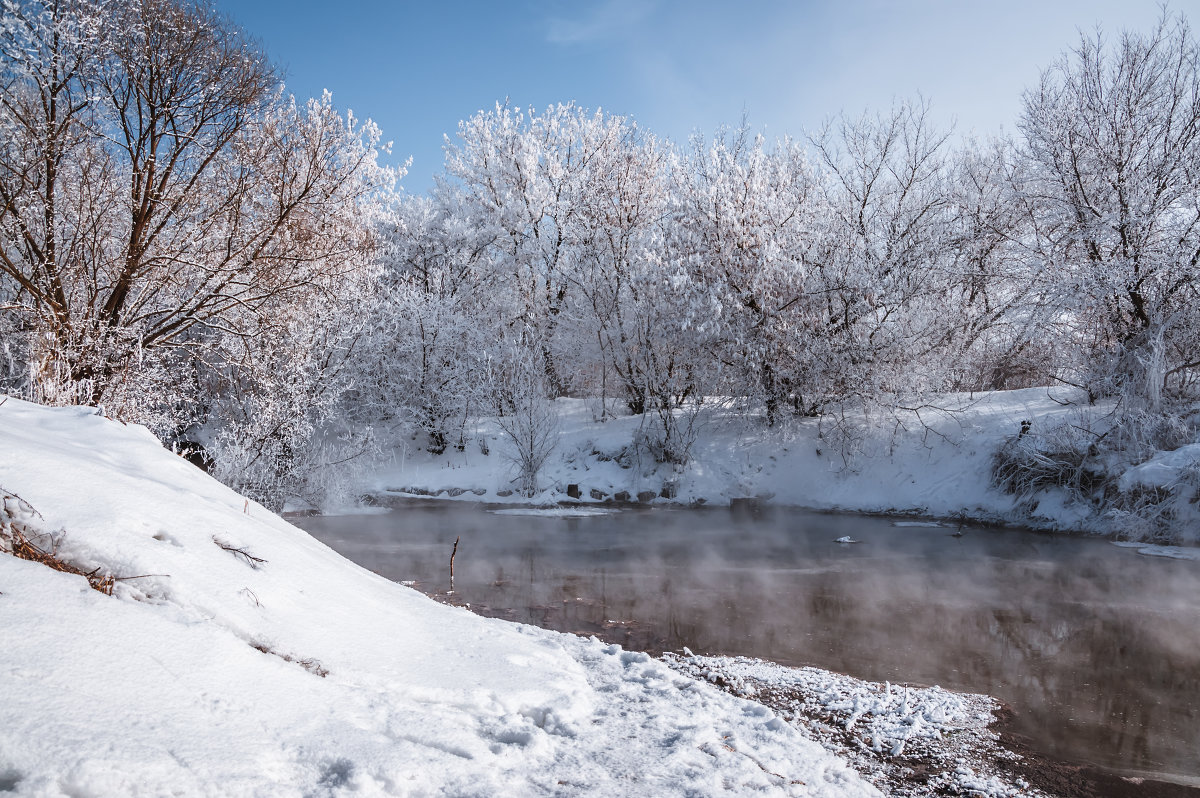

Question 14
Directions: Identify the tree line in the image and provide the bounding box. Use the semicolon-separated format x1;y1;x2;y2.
3;1;1198;507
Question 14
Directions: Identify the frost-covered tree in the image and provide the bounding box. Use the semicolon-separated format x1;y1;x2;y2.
0;0;394;429
672;128;824;423
443;102;604;399
1017;13;1200;405
806;101;963;408
939;137;1055;392
205;266;378;511
567;115;671;414
361;191;496;453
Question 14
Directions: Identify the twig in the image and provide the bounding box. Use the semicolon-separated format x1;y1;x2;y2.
213;536;266;567
449;535;460;592
7;527;115;595
113;573;169;582
0;487;45;520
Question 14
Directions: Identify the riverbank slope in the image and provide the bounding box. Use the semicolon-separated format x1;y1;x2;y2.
366;388;1200;542
1;396;887;796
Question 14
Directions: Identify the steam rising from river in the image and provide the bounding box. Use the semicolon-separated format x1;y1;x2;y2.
299;504;1200;782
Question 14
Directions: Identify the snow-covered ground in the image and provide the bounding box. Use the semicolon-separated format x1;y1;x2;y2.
5;391;1195;796
1;396;884;796
368;388;1200;540
664;654;1047;798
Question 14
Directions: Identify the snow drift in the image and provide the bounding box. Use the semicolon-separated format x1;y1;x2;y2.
0;397;877;797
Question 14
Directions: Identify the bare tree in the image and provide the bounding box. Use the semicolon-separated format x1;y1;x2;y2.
487;345;560;497
806;100;960;407
0;0;393;419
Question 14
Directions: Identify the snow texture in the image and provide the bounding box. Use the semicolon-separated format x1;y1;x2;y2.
373;388;1200;542
1117;443;1200;491
0;397;878;797
376;389;1073;520
665;654;1046;798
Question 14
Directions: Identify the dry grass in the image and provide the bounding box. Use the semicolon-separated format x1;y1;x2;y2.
7;524;116;595
2;488;136;596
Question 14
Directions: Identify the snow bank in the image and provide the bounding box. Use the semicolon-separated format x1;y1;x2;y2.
0;397;877;797
376;389;1075;521
1117;442;1200;491
374;389;1200;541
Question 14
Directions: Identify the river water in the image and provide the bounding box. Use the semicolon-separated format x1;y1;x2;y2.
295;502;1200;785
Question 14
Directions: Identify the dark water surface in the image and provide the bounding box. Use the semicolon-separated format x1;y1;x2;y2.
296;503;1200;784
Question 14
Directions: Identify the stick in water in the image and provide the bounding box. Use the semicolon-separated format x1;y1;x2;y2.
449;535;460;592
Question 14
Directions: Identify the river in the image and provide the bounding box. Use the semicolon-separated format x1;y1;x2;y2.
295;502;1200;786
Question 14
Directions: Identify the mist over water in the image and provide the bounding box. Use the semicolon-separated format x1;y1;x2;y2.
297;503;1200;782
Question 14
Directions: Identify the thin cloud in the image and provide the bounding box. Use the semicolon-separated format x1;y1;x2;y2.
546;0;654;44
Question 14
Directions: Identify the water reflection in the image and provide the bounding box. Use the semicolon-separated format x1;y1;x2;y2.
296;504;1200;781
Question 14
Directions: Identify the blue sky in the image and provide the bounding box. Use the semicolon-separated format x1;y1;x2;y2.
216;0;1200;194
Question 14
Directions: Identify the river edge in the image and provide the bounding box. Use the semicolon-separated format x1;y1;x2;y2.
295;498;1200;798
424;585;1200;798
339;390;1200;545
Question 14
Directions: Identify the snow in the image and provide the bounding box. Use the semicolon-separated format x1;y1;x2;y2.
488;507;616;518
1111;541;1200;561
0;397;879;797
1117;442;1200;491
664;654;1047;798
370;388;1200;542
374;389;1082;523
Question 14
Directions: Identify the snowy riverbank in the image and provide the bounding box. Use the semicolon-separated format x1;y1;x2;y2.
365;388;1199;542
2;394;1195;796
0;396;884;796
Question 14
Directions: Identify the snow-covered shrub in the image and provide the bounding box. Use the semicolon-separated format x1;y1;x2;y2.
992;406;1200;540
204;328;378;514
1103;409;1195;465
1107;448;1200;543
486;348;560;497
209;422;375;514
633;422;684;467
990;417;1102;506
6;323;199;440
632;402;705;467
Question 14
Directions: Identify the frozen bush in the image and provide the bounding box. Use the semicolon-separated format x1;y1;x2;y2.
990;417;1104;504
